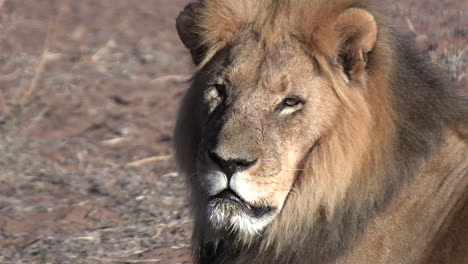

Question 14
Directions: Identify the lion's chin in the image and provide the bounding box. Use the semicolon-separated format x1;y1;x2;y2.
207;190;276;236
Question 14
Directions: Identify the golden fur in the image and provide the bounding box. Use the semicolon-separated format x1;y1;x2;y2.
174;0;468;263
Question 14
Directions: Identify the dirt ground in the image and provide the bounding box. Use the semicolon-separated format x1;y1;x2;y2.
0;0;466;263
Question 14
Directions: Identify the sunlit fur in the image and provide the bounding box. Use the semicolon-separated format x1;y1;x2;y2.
174;0;468;263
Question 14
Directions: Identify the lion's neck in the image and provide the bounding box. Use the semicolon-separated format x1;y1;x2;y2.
334;130;468;264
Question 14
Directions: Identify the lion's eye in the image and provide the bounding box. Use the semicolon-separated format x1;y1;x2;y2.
213;83;225;92
204;84;225;112
205;86;220;100
283;98;300;107
276;96;303;114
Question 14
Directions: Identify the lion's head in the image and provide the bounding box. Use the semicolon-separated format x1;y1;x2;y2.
192;43;337;236
175;0;385;239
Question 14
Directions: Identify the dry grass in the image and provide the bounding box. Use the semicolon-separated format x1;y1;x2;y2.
127;155;172;167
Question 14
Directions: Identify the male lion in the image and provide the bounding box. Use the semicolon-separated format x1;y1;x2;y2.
174;0;468;263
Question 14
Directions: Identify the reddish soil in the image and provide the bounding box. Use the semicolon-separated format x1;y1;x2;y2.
0;0;466;263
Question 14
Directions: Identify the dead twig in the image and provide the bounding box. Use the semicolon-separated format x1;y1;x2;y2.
91;39;117;62
101;137;130;146
17;54;47;105
89;257;160;264
152;219;191;240
151;74;190;84
115;259;161;263
406;17;418;34
0;68;21;82
16;52;62;105
15;20;60;105
0;69;22;117
0;88;11;117
17;53;54;105
126;155;172;167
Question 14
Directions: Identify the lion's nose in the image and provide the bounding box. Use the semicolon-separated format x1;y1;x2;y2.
208;150;258;177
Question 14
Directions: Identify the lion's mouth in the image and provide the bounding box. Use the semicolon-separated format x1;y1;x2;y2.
210;189;273;218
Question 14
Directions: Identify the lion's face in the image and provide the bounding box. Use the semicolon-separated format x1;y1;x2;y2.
194;38;340;236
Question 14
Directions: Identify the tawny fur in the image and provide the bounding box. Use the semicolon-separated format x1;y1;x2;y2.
174;0;468;263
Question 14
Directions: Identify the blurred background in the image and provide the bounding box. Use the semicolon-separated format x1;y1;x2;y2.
0;0;466;263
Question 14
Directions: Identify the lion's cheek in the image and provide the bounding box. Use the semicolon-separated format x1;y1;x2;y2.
236;151;301;210
267;169;298;209
267;150;305;208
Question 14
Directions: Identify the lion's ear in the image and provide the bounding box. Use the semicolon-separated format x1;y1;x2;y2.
176;3;206;65
334;8;377;82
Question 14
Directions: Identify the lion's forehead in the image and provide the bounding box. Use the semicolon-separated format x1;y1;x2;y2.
223;41;316;93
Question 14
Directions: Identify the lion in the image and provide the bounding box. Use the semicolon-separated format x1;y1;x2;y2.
173;0;468;263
